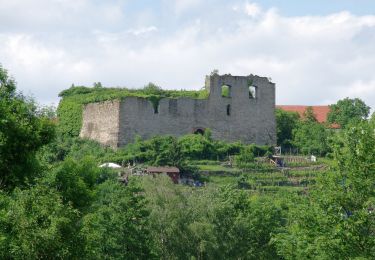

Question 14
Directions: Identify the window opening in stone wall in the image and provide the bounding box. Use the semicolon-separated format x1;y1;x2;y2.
249;86;257;99
226;104;231;116
221;85;231;98
194;128;205;135
153;104;159;114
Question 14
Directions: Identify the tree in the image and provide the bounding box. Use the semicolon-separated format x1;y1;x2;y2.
292;120;330;155
234;145;256;167
142;82;163;95
0;65;55;189
370;112;375;126
81;180;154;259
303;106;317;123
0;184;81;259
42;157;105;210
274;120;375;259
142;176;283;259
275;109;300;147
328;97;370;128
178;134;214;160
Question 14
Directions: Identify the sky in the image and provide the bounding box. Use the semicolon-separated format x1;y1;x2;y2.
1;0;375;109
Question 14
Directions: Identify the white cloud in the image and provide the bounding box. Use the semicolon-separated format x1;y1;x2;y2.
0;0;375;111
244;1;261;17
127;26;158;36
172;0;202;14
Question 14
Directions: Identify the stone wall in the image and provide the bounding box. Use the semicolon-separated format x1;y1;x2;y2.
80;100;121;147
80;74;276;148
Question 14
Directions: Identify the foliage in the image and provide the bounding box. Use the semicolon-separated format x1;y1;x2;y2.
41;157;113;210
221;85;230;97
81;179;154;259
0;184;81;259
179;134;215;160
0;65;55;190
328;97;370;128
292;120;331;155
276;108;300;147
57;98;83;137
142;176;284;259
274;120;375;259
303;106;318;122
234;144;272;169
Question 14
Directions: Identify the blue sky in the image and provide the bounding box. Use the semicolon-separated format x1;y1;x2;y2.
251;0;375;16
1;0;375;111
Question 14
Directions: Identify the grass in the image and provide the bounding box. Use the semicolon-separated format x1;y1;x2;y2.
206;175;238;186
197;164;239;172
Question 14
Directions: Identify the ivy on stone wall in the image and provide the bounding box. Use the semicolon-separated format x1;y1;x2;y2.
57;84;209;137
57;98;83;137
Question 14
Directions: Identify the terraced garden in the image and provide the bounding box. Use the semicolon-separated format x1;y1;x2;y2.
192;157;329;194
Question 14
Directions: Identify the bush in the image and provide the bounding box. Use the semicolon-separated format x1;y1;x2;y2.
0;185;81;259
234;144;272;168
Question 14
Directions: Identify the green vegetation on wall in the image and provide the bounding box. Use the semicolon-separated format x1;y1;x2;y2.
57;83;209;137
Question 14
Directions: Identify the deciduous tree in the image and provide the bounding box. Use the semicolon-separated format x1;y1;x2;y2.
328;97;370;128
0;65;55;189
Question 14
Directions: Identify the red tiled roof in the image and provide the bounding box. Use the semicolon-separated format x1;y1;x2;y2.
146;167;180;173
276;105;340;129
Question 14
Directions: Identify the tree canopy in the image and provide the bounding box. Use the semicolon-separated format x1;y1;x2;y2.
275;108;300;147
274;120;375;259
328;97;370;128
0;65;55;189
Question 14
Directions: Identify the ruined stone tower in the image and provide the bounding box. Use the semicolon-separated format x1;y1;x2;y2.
80;74;276;148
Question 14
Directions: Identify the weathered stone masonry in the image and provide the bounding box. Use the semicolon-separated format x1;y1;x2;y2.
80;74;276;148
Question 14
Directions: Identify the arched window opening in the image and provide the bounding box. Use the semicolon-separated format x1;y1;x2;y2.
221;85;231;98
226;104;231;116
249;86;257;99
194;128;205;135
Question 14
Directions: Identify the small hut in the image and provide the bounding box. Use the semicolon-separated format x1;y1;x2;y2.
146;166;180;184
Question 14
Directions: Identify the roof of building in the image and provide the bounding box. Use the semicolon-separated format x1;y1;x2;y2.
276;105;340;129
146;166;180;174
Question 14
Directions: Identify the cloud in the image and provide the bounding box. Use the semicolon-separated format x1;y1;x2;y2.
0;0;375;111
127;26;158;36
244;1;261;17
172;0;202;14
0;0;125;33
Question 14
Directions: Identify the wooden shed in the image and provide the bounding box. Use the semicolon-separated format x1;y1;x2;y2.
146;166;180;184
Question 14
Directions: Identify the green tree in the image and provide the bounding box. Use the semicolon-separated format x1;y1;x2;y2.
370;112;375;126
275;109;300;147
0;65;55;189
234;145;256;167
303;106;318;122
328;97;370;128
0;184;81;259
274;120;375;259
81;180;154;259
42;157;104;210
142;82;163;95
292;120;330;155
143;176;283;259
178;134;214;160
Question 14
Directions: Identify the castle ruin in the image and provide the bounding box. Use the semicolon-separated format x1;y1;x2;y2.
80;74;276;148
